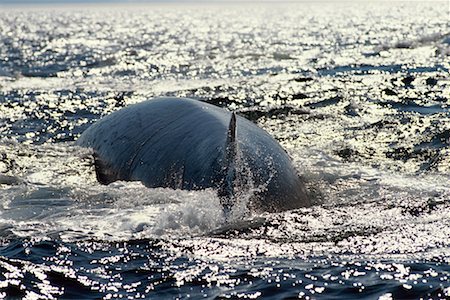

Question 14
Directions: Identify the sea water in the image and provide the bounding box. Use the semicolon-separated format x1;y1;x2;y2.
0;2;449;299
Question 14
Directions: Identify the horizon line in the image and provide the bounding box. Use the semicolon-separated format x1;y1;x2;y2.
0;0;446;3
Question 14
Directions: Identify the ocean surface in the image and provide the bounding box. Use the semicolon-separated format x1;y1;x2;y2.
0;2;449;299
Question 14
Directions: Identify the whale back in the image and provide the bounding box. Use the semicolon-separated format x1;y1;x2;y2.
77;97;310;212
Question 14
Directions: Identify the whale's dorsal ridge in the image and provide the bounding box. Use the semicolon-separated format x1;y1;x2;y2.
219;112;238;212
227;112;236;147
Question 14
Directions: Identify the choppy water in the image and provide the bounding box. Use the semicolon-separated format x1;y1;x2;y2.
0;2;449;299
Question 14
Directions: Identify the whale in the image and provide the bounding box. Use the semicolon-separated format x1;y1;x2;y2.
76;97;310;212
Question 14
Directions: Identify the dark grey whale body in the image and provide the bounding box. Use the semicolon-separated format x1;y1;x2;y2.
77;97;310;212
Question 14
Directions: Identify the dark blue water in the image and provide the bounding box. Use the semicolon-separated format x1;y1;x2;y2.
1;238;449;299
0;2;449;299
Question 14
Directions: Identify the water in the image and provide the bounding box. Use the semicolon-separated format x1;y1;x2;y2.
0;2;449;299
